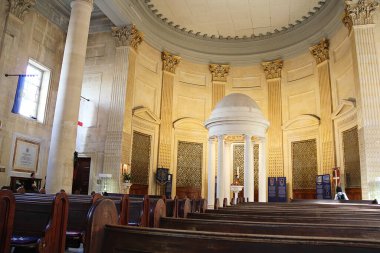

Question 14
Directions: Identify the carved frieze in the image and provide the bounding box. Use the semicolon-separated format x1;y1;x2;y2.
111;24;143;49
209;64;230;82
309;38;329;64
261;59;283;80
161;51;181;73
8;0;36;21
344;0;379;27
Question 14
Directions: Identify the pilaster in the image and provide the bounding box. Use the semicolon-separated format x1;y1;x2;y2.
309;38;336;175
345;0;380;199
103;25;142;192
262;59;284;177
158;51;181;169
209;64;230;109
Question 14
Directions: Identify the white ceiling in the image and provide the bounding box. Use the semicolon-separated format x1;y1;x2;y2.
150;0;326;37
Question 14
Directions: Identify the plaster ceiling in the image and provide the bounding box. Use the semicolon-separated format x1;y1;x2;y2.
149;0;326;38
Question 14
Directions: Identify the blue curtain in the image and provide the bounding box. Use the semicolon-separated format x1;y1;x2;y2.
11;75;26;114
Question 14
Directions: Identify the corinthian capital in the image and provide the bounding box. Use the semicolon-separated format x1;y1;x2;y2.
161;51;181;74
345;0;379;26
261;59;283;80
309;38;329;64
8;0;36;21
111;25;143;49
209;64;230;82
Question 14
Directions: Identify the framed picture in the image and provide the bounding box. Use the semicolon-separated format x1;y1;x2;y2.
12;137;40;172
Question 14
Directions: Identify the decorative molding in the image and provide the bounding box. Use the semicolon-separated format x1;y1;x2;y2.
161;51;181;73
261;59;283;80
283;114;321;130
342;5;354;33
111;24;143;49
309;38;329;64
209;64;230;82
332;99;356;119
345;0;379;27
144;0;327;40
133;107;161;124
78;0;94;4
173;118;207;132
8;0;36;21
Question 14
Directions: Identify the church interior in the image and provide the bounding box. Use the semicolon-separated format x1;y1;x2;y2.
1;0;380;252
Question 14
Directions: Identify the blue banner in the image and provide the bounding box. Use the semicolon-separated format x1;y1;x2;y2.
322;174;332;199
316;175;324;199
268;177;277;202
11;75;26;114
277;177;287;202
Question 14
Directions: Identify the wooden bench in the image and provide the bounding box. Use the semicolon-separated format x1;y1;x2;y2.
0;190;15;253
188;212;380;226
101;225;380;253
177;198;191;218
11;192;68;253
159;217;380;240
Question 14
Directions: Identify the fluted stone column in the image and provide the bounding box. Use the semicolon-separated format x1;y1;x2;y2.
103;25;143;193
344;0;380;199
310;38;336;175
262;60;284;178
207;137;216;209
209;64;230;109
224;140;231;205
217;135;225;206
158;51;181;169
244;135;254;202
258;138;267;202
46;0;93;193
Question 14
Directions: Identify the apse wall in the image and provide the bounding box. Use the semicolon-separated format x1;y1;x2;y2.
1;3;377;198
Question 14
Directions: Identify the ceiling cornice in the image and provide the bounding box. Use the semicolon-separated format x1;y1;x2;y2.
96;0;344;65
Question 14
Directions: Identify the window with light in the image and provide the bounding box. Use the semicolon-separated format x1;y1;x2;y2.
18;59;50;123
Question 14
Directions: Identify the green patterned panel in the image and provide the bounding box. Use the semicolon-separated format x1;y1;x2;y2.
343;126;361;188
292;139;318;189
176;141;203;188
131;131;151;185
232;144;259;187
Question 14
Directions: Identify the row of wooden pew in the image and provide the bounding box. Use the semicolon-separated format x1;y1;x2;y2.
0;189;206;253
101;198;380;252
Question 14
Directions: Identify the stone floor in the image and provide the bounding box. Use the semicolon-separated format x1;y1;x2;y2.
66;246;84;253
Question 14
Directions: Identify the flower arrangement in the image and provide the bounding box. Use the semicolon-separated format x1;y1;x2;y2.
122;172;131;182
121;164;132;182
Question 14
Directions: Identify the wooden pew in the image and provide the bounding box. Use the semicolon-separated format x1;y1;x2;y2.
83;198;118;253
176;198;191;218
0;190;15;253
165;197;177;218
11;192;68;253
159;217;380;240
101;225;380;253
187;212;380;226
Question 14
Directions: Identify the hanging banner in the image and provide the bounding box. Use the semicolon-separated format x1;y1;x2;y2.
277;177;287;202
322;174;332;199
316;175;324;199
268;177;277;202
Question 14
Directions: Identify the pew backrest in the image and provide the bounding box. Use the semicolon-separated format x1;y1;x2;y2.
0;190;15;253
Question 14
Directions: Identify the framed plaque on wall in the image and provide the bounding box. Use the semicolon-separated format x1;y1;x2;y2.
12;137;40;172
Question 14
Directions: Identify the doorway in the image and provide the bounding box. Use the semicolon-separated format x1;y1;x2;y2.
72;157;91;195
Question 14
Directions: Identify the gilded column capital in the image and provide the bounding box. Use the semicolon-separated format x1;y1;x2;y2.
261;59;283;80
344;0;379;27
309;38;329;64
111;25;143;49
8;0;36;21
209;64;230;82
161;51;181;73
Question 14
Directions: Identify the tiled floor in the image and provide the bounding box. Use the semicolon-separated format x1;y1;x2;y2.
66;246;83;253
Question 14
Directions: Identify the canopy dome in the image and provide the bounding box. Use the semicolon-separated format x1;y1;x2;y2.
205;93;269;137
